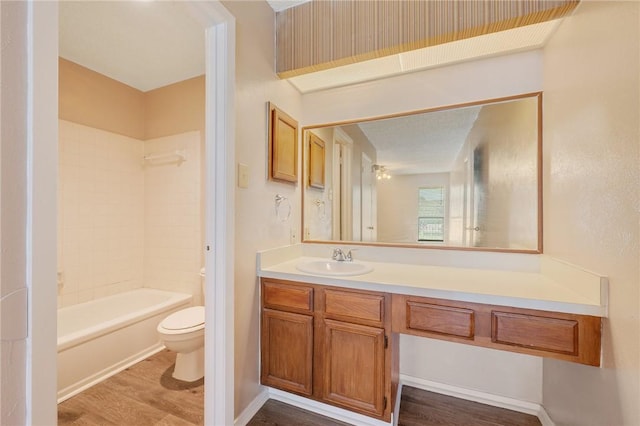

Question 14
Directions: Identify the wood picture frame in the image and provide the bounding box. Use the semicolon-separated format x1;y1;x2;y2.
308;132;325;189
268;102;298;184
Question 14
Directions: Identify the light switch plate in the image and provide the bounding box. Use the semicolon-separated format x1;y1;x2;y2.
238;163;249;188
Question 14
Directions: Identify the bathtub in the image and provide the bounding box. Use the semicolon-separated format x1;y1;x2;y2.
57;288;192;402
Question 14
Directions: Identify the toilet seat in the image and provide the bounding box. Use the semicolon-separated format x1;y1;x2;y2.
158;306;204;335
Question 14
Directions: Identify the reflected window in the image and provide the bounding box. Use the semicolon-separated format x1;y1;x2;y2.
418;187;445;242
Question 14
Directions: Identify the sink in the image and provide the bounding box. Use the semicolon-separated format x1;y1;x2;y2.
296;260;373;277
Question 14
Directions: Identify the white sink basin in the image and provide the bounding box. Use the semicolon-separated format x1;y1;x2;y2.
296;260;373;277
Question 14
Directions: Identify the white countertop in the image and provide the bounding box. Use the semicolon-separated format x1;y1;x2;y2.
257;246;608;317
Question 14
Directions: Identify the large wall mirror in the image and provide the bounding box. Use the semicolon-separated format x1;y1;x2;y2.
302;92;542;253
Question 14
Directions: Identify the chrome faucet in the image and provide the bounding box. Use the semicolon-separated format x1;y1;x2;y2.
332;248;353;262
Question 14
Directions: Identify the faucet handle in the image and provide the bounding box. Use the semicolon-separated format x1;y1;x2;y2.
345;250;353;261
331;248;343;261
343;248;358;261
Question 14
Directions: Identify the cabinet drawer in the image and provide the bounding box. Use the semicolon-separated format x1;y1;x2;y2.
491;311;578;355
406;301;474;339
324;289;384;326
263;280;313;314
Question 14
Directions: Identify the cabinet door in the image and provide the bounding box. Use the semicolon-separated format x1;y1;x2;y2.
322;319;385;417
261;309;313;395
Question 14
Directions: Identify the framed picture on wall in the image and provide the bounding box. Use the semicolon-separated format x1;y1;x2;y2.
308;132;325;189
268;102;298;184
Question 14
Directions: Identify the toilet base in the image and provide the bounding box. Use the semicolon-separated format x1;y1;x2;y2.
172;346;204;382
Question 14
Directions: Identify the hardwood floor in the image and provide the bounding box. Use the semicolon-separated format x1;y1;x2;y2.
58;349;204;425
59;351;540;426
397;386;541;426
247;400;351;426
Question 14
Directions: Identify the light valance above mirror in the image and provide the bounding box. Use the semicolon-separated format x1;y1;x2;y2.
302;92;542;253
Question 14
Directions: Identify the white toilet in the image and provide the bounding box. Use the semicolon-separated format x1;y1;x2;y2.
157;268;205;382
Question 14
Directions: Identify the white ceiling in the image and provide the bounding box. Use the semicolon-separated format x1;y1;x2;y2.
59;1;205;92
356;106;481;175
57;0;304;91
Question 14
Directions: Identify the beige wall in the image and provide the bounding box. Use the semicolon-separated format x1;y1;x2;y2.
59;58;205;141
220;0;303;417
542;2;640;425
144;76;205;140
463;98;539;249
59;58;145;140
377;172;450;244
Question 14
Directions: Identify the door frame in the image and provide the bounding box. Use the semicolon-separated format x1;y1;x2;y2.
332;128;353;241
360;153;375;242
26;2;236;425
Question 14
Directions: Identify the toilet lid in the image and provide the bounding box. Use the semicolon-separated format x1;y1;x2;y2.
161;306;205;330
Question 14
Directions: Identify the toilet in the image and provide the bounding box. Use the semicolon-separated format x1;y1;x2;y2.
157;268;205;382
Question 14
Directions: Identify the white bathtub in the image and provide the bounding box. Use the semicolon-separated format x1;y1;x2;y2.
57;288;192;402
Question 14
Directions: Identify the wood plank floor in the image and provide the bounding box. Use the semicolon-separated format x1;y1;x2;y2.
58;349;204;425
59;350;540;426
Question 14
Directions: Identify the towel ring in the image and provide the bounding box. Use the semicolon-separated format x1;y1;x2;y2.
275;194;291;222
314;199;326;220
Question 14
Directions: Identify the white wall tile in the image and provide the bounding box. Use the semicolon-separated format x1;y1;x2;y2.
58;121;145;306
58;123;202;307
143;132;202;298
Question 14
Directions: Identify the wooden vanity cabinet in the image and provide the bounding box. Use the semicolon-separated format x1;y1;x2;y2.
260;278;397;422
392;295;602;366
318;288;392;418
261;280;314;395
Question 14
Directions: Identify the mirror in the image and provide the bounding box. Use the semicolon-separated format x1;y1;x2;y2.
302;93;542;253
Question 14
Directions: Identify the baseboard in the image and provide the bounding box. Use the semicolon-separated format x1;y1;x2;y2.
57;344;165;403
537;405;556;426
392;383;403;426
268;387;393;426
235;380;555;426
400;374;543;417
234;388;270;426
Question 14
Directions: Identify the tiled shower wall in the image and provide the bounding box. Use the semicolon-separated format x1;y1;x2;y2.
144;131;202;302
57;120;201;308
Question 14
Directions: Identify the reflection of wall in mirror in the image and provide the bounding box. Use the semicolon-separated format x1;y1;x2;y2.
451;97;539;249
377;173;450;244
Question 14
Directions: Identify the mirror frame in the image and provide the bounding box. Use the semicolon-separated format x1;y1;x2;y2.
301;92;543;254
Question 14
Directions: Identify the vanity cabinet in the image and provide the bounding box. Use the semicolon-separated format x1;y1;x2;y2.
392;295;602;366
261;280;314;395
320;288;390;417
260;278;397;422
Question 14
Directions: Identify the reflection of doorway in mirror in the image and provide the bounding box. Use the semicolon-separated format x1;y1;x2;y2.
472;144;487;247
361;153;376;242
332;128;353;241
